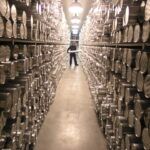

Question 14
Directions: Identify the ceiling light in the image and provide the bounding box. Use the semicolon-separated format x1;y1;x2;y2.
69;0;83;14
71;15;80;24
72;25;79;29
72;29;78;34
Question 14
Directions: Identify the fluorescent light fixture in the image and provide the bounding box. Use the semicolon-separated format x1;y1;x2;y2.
71;15;80;24
72;29;78;34
71;18;80;24
69;0;83;14
72;25;79;29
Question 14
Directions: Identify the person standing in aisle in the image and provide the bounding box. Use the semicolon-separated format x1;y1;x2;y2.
67;43;79;67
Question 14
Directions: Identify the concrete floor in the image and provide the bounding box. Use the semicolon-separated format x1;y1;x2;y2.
35;67;107;150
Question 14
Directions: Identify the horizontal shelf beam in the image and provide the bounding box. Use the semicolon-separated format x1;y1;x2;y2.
81;42;150;49
0;37;69;46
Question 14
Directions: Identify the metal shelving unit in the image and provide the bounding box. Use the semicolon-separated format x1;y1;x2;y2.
0;37;69;45
82;42;150;49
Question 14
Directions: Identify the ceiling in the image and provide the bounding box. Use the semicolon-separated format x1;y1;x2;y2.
62;0;93;32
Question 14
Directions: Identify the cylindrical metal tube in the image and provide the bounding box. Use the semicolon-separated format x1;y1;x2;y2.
127;25;134;43
133;23;141;43
135;117;144;137
6;19;12;38
134;98;150;119
140;51;150;74
126;49;137;68
125;134;141;150
142;21;150;42
0;92;12;111
137;71;145;92
10;4;17;22
127;67;132;83
0;15;5;37
144;74;150;98
142;128;150;150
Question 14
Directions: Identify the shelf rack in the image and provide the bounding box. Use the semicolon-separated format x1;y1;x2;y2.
82;42;150;49
1;37;150;49
0;37;69;45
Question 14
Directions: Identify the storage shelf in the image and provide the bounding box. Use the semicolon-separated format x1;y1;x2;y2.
82;42;150;49
0;37;35;44
0;37;69;45
1;37;149;48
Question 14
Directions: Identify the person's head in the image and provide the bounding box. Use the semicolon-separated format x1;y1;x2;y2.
71;41;76;46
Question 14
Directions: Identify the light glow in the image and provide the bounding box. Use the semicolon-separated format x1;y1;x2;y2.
72;29;78;34
72;25;79;29
71;16;80;24
69;0;83;14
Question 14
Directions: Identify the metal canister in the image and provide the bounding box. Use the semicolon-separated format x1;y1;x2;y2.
120;83;131;99
115;60;121;74
118;122;134;139
132;68;138;87
32;56;39;67
131;143;144;150
134;98;150;119
2;83;21;101
23;130;31;145
12;21;17;38
128;110;135;127
135;117;144;138
2;118;16;136
2;61;16;80
109;135;116;149
105;124;113;137
142;21;150;42
16;130;23;149
0;64;6;84
17;58;28;74
5;19;12;38
135;51;142;70
124;100;134;119
142;128;150;150
3;136;16;149
0;15;5;37
144;107;150;128
109;104;117;121
127;67;132;83
0;92;11;111
133;23;141;43
0;45;10;62
0;86;18;107
30;129;37;145
127;25;134;43
10;104;17;119
137;71;146;92
144;74;150;98
140;51;150;74
10;4;17;22
17;22;25;39
0;111;6;135
16;75;30;90
28;57;33;70
126;49;137;68
0;137;5;149
125;134;141;150
122;48;128;64
125;87;136;103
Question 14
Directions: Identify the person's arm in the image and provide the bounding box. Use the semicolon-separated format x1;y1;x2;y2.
67;46;71;53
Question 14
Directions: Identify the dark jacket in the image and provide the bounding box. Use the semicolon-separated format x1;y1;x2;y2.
67;45;77;54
